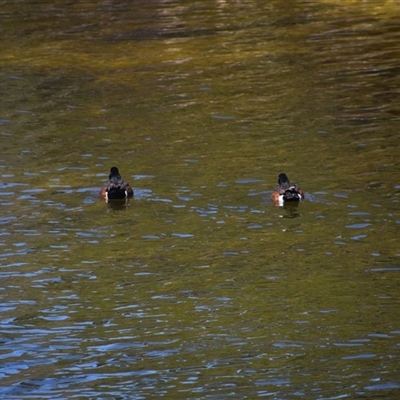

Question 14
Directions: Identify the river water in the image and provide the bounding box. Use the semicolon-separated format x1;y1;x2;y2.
1;0;400;398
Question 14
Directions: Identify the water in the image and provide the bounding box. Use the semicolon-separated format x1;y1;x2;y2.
1;0;400;398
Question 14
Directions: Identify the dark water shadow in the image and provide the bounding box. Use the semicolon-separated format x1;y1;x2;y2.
280;202;302;219
106;199;131;211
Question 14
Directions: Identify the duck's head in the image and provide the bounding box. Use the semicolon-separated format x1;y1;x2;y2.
278;173;290;185
109;166;121;181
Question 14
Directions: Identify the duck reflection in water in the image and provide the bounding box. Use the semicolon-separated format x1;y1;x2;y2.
271;173;304;207
107;200;130;211
281;202;302;218
99;166;134;203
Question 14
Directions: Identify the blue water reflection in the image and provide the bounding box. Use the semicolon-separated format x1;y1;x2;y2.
1;0;400;398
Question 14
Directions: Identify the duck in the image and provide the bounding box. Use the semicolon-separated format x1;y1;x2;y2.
99;166;133;201
271;173;304;206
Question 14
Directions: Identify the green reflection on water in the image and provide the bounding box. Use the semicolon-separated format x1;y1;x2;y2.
1;0;400;398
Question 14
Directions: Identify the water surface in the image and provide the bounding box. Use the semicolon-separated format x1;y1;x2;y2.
1;0;400;398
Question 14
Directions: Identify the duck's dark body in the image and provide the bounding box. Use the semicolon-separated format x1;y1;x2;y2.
99;167;133;201
271;173;304;206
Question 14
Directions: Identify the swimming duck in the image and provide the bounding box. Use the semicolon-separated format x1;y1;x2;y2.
99;167;133;201
271;173;304;206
